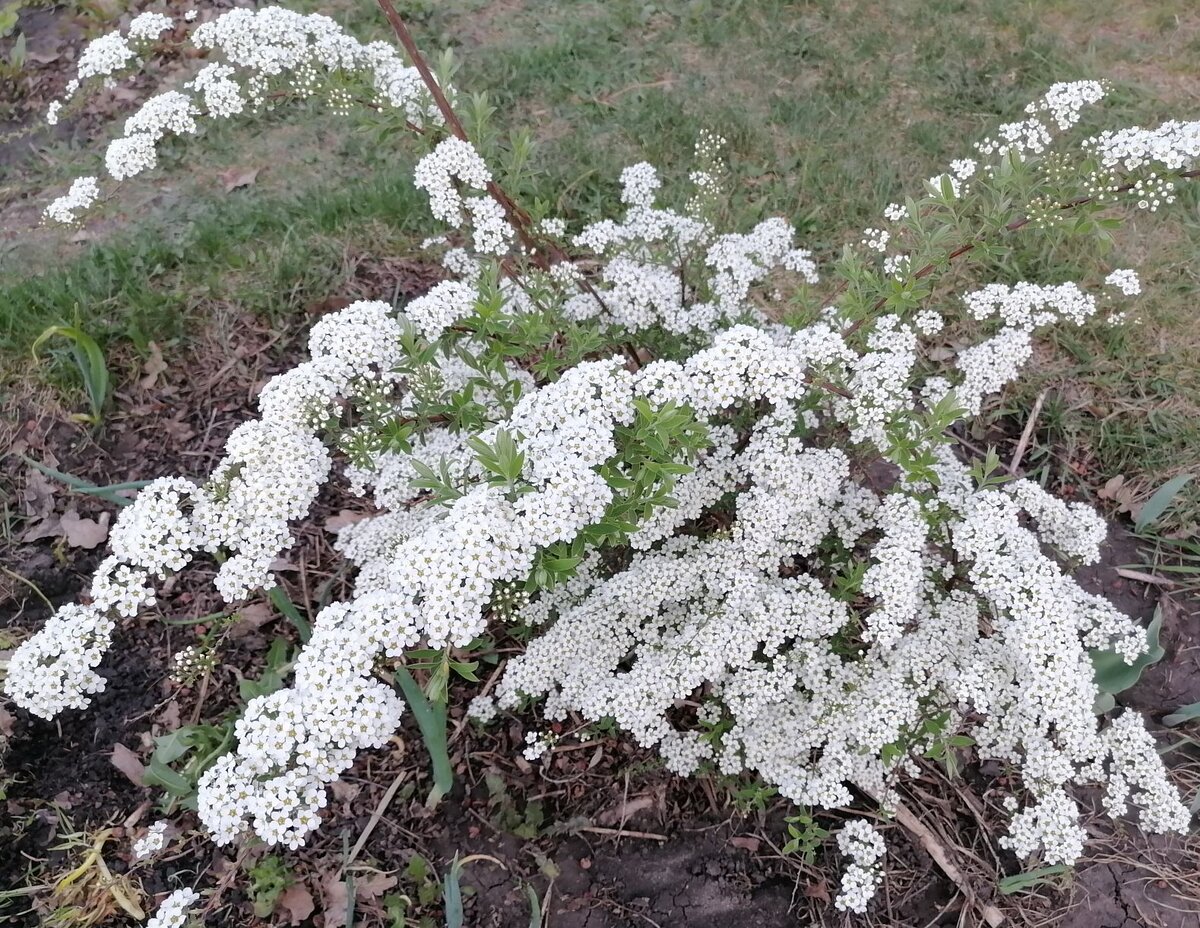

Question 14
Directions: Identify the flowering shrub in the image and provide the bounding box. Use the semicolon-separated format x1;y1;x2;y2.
8;2;1200;920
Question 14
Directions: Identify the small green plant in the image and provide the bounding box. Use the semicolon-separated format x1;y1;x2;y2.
31;324;110;426
247;855;293;919
781;808;829;865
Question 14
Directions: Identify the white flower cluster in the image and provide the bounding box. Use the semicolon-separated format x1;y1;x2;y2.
1105;268;1141;296
44;6;443;223
413;138;511;256
4;605;115;720
43;176;100;225
834;820;887;913
133;819;169;860
977;80;1107;158
146;888;201;928
952;280;1102;414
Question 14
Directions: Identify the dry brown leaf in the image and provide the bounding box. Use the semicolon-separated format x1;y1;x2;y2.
804;879;832;904
22;468;57;518
729;835;760;853
228;602;275;639
60;509;110;549
220;166;260;193
355;872;397;900
597;793;656;826
20;514;62;543
279;883;315;926
324;510;369;534
156;700;182;731
110;744;145;787
320;874;349;928
0;705;14;737
140;342;168;390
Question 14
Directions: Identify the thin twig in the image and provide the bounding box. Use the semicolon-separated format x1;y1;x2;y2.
375;0;613;316
1009;389;1046;474
841;168;1200;338
342;769;409;872
883;795;1005;927
578;825;668;842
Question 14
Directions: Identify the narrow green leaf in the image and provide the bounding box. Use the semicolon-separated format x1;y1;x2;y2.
392;665;453;808
1135;474;1193;533
143;757;193;796
268;586;311;643
1163;701;1200;728
998;864;1071;895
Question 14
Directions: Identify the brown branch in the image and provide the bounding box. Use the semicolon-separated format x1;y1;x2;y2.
374;0;612;319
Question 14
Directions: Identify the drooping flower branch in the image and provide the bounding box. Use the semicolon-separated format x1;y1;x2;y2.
12;5;1200;921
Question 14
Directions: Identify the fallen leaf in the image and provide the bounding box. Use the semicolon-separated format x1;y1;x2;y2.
220;166;260;193
156;700;182;731
729;835;760;853
279;884;315;926
228;602;275;638
110;744;145;787
1098;474;1125;499
597;792;658;826
19;514;62;543
22;468;57;518
320;874;349;928
356;872;397;900
139;342;168;390
0;706;14;737
60;509;110;549
804;879;832;904
324;510;369;534
306;297;353;316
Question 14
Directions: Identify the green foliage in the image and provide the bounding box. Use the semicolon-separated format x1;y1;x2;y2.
247;855;293;918
19;455;152;507
1162;701;1200;729
1135;474;1193;533
484;773;545;839
143;723;234;808
32;325;110;425
781;808;829;865
390;664;454;809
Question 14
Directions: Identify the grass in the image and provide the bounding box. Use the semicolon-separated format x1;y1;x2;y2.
1;0;1198;523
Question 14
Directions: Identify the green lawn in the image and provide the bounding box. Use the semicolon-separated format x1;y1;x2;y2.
2;0;1198;525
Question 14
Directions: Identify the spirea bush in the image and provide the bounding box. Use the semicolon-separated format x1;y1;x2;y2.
8;3;1200;921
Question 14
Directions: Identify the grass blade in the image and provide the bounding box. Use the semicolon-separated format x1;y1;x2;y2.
1163;701;1200;728
1135;474;1193;533
20;454;152;506
392;664;453;808
32;324;110;424
268;586;311;643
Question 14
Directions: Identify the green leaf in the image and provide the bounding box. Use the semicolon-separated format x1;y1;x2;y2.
143;757;193;797
19;455;152;507
1135;474;1193;533
1090;605;1165;697
525;884;542;928
269;586;311;643
392;665;453;808
1163;701;1200;728
32;324;110;424
152;728;198;765
998;864;1071;895
443;855;465;928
